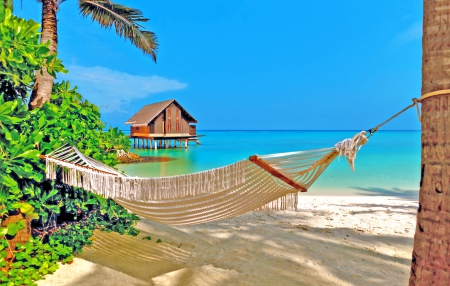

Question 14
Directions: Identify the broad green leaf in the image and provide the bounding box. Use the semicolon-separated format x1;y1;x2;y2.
38;115;46;128
19;203;34;215
0;227;8;236
33;131;44;143
14;149;40;159
6;220;26;236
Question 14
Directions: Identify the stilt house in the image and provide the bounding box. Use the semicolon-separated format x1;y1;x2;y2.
125;99;199;148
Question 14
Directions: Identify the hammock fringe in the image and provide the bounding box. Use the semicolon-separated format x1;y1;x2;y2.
43;131;368;225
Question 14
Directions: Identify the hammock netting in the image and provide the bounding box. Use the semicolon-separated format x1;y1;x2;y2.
43;131;368;225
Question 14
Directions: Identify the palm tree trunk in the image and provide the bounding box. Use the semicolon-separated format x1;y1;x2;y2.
3;0;13;11
29;0;58;110
409;0;450;284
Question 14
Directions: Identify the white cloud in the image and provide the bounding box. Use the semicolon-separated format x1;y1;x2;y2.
59;65;187;113
395;21;422;43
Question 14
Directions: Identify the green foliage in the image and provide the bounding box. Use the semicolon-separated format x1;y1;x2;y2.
78;0;158;61
0;237;73;285
51;207;139;254
23;185;61;225
5;219;25;236
0;8;141;285
0;96;43;213
0;7;66;101
26;81;131;166
51;216;96;253
92;196;139;235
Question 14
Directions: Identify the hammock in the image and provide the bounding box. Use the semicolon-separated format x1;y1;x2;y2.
42;131;368;225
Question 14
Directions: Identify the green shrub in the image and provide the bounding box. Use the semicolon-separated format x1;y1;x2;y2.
0;7;141;285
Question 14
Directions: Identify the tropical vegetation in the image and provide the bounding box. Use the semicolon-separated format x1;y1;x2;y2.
0;7;139;285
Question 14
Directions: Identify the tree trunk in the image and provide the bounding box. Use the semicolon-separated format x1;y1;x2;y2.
29;0;58;110
409;0;450;284
3;0;13;11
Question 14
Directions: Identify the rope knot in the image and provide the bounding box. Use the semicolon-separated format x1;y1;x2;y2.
334;131;368;171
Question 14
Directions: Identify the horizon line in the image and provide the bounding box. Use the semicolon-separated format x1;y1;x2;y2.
113;129;421;132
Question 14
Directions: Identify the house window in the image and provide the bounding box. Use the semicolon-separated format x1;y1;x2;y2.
167;108;171;131
176;109;180;131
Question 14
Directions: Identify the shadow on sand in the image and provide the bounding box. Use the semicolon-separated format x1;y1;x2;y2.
351;186;418;199
64;212;414;286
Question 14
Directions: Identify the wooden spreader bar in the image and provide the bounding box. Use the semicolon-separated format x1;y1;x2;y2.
39;155;120;176
248;155;307;192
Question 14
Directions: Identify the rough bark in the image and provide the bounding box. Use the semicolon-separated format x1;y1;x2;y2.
29;0;58;110
409;0;450;284
3;0;13;11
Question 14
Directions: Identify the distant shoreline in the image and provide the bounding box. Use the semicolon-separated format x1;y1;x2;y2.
119;156;177;164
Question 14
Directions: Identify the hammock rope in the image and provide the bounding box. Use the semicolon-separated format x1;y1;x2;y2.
40;93;443;225
42;131;368;225
367;90;446;135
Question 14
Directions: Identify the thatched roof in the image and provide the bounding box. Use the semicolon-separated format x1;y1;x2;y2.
125;99;198;126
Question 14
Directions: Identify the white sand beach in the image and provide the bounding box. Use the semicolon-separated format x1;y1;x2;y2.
37;196;418;286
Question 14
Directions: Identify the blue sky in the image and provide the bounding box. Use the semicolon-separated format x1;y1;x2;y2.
16;1;422;130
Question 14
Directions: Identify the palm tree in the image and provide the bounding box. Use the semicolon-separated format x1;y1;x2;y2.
2;0;12;11
409;0;450;284
28;0;158;109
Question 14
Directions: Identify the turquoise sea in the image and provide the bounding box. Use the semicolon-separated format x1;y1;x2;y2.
117;130;421;197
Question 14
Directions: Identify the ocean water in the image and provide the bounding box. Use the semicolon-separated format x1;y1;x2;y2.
117;130;421;197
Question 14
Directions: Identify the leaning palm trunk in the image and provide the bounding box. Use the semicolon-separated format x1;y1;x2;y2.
3;0;13;11
409;0;450;284
29;0;58;110
28;0;158;110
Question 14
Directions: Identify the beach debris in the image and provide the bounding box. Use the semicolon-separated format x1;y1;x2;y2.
116;149;143;163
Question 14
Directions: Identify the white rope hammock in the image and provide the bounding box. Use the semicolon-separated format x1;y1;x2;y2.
43;131;368;225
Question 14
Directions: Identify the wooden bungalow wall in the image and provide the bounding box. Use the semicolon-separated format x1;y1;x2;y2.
165;102;191;134
130;102;196;136
154;113;164;134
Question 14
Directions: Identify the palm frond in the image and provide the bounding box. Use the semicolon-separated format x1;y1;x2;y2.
78;0;158;62
57;0;67;9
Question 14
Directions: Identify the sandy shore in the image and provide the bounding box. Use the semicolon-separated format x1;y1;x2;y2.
36;196;418;286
